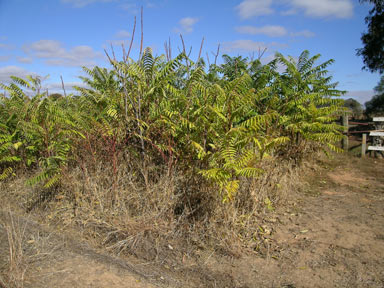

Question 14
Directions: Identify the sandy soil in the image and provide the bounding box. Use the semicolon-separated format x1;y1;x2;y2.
213;155;384;287
1;154;383;288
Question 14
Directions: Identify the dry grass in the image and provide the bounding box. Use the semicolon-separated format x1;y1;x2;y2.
0;211;28;288
0;210;60;288
47;158;301;255
0;153;310;271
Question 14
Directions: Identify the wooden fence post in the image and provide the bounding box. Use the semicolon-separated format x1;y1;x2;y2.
361;133;367;158
342;114;349;151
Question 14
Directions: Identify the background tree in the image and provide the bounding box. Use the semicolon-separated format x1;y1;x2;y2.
48;93;63;101
344;98;363;118
218;55;248;81
365;75;384;115
357;0;384;73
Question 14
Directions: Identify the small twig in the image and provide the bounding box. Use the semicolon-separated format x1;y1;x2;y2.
206;52;210;67
203;250;215;265
213;43;220;66
168;37;172;60
258;47;267;60
164;41;169;61
104;49;113;64
127;16;136;61
60;75;67;98
139;6;144;60
249;52;255;62
180;34;190;78
121;42;127;61
180;34;186;55
197;37;204;65
110;43;116;61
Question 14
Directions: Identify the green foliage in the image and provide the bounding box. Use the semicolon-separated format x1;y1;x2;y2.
365;75;384;116
344;98;363;118
365;95;384;116
0;76;80;188
0;49;344;203
0;124;21;180
357;0;384;73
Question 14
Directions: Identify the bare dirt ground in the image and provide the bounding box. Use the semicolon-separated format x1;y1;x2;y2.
1;153;384;288
220;154;384;287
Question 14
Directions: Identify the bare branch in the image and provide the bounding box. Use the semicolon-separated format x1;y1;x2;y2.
110;43;116;61
206;52;210;67
249;52;255;62
122;42;127;61
164;41;169;61
180;34;186;56
104;49;113;64
180;34;190;78
60;75;67;98
257;47;267;60
127;16;136;62
213;43;220;66
139;6;144;60
197;37;204;64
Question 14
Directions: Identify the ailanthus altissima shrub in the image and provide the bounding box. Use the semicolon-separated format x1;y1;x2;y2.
0;49;345;252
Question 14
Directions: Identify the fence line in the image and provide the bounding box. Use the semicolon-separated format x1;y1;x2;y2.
341;115;384;158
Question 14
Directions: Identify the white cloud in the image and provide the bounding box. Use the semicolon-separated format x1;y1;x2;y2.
17;57;33;64
176;17;199;34
236;25;315;38
281;8;297;16
236;25;287;37
61;0;115;8
288;0;353;18
290;29;315;37
0;66;38;84
23;40;101;67
236;0;273;19
0;43;13;50
0;56;11;62
45;81;85;90
45;81;89;93
344;90;375;105
115;30;131;38
106;39;132;48
235;0;353;19
120;2;139;13
222;40;288;54
104;29;133;49
222;40;269;53
119;1;160;12
24;40;64;58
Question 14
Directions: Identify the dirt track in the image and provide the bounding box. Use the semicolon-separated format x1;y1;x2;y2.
1;154;384;288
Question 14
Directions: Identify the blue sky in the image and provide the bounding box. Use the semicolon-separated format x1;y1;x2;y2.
0;0;381;104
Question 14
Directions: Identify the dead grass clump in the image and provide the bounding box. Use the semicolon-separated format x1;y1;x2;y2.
188;157;302;255
0;153;307;267
0;211;61;288
0;211;28;288
34;156;301;258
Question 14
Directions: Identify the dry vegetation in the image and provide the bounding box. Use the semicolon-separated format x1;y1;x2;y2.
1;152;384;287
0;211;28;288
0;39;353;286
0;210;61;288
